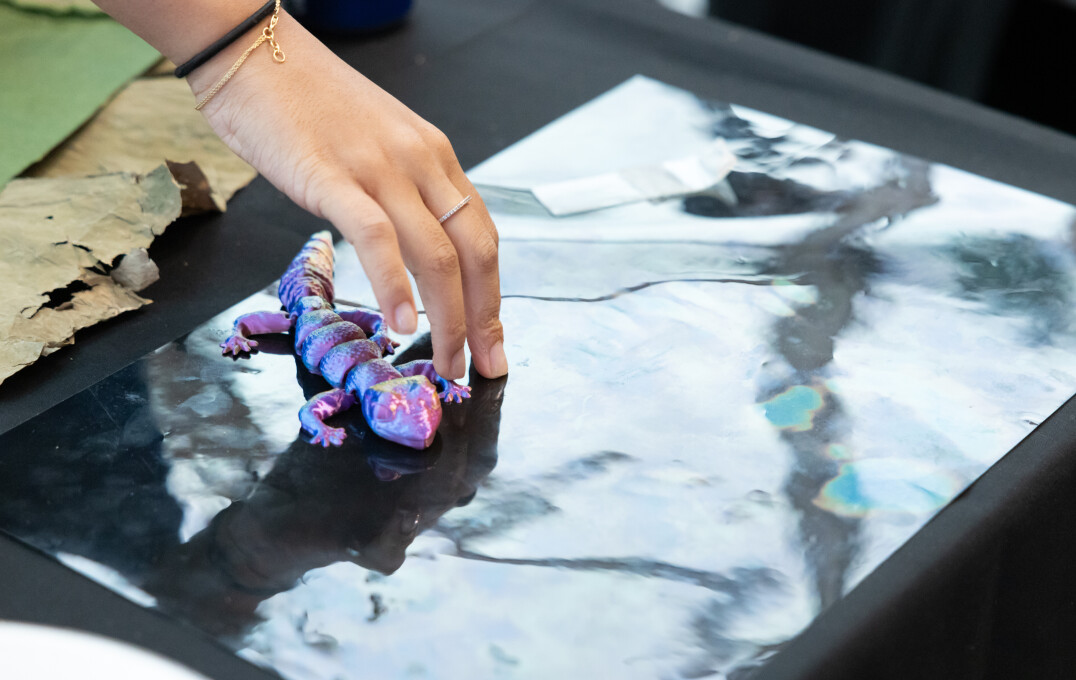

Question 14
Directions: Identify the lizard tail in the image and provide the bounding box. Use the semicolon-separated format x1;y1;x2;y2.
279;231;336;314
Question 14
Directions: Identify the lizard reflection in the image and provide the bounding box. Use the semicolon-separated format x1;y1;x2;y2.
684;140;938;610
144;335;506;641
760;160;936;608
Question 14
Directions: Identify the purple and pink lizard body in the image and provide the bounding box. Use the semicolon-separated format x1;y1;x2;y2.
220;231;470;449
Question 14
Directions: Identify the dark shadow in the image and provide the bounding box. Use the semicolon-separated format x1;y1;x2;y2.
0;334;507;646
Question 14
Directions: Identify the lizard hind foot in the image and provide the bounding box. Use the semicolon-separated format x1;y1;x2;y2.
309;425;347;448
221;336;259;356
374;334;399;356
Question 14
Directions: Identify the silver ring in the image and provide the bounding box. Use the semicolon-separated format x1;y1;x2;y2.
438;195;472;224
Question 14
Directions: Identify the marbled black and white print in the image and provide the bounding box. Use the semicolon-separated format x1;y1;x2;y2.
2;76;1075;679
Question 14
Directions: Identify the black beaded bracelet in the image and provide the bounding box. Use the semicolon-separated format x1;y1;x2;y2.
174;0;277;78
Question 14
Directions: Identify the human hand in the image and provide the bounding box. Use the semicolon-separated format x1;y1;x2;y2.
187;12;507;380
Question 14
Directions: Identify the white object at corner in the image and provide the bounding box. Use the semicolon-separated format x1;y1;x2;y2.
0;621;210;680
530;138;736;216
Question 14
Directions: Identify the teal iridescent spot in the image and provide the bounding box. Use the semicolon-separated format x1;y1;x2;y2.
761;385;824;432
814;459;966;518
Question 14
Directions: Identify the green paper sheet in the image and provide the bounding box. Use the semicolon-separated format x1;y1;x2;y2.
0;5;161;188
0;0;103;17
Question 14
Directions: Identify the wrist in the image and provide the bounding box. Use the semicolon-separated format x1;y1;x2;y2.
173;0;279;78
186;8;305;112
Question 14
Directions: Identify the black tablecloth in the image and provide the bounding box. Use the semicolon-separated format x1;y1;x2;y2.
2;1;1076;678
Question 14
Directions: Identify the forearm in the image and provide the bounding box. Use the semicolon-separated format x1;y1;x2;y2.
92;0;269;65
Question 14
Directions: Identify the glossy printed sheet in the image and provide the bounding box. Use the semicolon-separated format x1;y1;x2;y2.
3;76;1076;678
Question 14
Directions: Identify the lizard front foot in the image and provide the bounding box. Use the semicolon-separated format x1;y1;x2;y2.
437;380;472;404
309;425;347;447
220;335;258;356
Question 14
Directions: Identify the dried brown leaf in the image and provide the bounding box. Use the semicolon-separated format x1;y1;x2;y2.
31;77;257;213
0;165;180;385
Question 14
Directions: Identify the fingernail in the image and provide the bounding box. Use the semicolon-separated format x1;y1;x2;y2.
487;342;509;377
394;302;417;334
451;347;467;379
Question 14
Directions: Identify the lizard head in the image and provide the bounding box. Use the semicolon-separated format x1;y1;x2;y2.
361;377;442;449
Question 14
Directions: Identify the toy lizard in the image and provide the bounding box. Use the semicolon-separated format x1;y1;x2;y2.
220;231;470;449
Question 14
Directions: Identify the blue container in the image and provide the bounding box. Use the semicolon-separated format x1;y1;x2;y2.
285;0;413;33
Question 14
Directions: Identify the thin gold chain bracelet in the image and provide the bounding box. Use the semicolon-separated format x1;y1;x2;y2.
195;0;286;111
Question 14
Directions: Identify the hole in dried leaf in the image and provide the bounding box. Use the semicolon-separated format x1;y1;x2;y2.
41;280;93;309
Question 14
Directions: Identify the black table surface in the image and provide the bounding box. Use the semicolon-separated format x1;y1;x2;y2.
2;0;1076;678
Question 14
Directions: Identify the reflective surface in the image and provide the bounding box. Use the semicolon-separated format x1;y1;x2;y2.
3;76;1076;678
